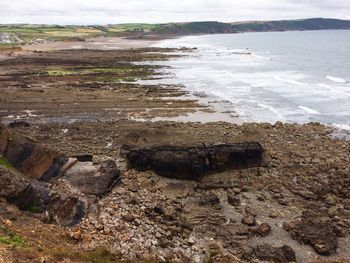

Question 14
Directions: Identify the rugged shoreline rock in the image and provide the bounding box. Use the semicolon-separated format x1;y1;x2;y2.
254;244;296;263
284;211;338;255
3;133;62;180
124;142;265;180
0;166;85;226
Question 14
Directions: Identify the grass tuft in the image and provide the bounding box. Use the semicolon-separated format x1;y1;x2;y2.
0;233;26;247
0;156;15;171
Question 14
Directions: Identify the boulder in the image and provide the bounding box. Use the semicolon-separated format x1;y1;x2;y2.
0;166;28;199
10;181;50;213
64;160;120;197
227;193;241;206
254;244;296;263
284;211;338;255
124;142;265;180
4;134;60;179
1;128;72;181
48;193;85;227
242;214;256;226
253;223;272;237
0;166;84;227
198;193;220;206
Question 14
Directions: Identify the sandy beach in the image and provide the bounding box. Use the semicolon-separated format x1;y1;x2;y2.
23;37;161;52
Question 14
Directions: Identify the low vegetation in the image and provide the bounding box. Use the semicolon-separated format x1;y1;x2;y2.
1;18;350;45
0;227;26;247
0;156;15;171
44;67;134;77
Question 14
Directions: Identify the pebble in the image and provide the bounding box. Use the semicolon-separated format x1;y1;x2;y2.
242;214;256;226
3;219;13;227
228;194;241;206
122;213;135;222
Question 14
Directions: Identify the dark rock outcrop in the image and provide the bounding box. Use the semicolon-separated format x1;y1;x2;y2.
72;154;93;162
254;244;296;263
0;166;28;199
0;122;8;155
124;142;265;180
41;155;69;182
4;134;61;179
8;121;30;128
0;166;85;227
2;131;72;182
284;211;338;255
64;160;120;197
10;181;50;213
47;193;85;227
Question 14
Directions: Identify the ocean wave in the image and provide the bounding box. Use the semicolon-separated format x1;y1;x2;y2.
298;106;321;115
326;75;347;83
333;123;350;131
257;103;285;120
317;83;350;98
274;76;304;86
154;33;350;127
251;53;271;60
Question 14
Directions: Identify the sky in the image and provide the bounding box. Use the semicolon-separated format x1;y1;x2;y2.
0;0;349;25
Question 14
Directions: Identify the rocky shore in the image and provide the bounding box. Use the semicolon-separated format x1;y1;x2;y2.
0;45;349;263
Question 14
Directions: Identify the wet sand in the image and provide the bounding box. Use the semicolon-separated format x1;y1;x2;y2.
23;37;161;52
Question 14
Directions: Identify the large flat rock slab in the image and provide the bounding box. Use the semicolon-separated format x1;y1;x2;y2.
63;160;120;197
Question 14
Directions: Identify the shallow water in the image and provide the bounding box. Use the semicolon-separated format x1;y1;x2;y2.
152;30;350;130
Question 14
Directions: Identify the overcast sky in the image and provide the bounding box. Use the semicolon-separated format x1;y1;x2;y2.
0;0;349;25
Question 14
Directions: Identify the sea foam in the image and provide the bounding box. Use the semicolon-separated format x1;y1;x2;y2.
298;106;321;115
326;76;347;83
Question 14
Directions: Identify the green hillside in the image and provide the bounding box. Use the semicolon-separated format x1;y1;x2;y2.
1;18;350;49
230;18;350;32
150;18;350;35
152;21;236;35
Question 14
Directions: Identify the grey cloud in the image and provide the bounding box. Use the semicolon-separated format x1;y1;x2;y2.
0;0;349;24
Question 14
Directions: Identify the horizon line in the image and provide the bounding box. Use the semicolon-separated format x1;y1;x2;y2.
0;17;349;27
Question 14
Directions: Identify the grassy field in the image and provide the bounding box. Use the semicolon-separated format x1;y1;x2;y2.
0;24;162;44
1;18;350;49
0;25;106;41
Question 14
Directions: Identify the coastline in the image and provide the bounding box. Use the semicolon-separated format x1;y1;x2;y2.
23;37;162;52
148;31;350;133
0;38;350;262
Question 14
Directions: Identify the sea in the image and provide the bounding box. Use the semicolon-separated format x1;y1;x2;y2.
150;30;350;130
